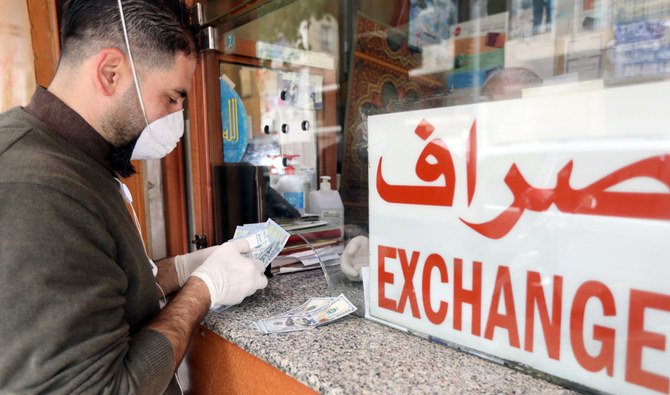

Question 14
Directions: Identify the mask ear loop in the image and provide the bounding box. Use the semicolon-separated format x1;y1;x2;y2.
115;176;180;392
114;178;158;275
116;0;163;294
116;4;182;393
116;0;149;127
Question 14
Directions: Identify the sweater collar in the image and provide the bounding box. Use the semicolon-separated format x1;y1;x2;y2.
24;86;114;173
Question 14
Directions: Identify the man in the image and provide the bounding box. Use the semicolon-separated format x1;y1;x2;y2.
0;0;267;393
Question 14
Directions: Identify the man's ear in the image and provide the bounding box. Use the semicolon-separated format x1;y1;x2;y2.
93;48;126;96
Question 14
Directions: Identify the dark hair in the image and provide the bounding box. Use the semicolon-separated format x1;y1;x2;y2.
60;0;198;70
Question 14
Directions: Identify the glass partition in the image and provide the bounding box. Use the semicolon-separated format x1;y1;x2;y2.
202;1;670;392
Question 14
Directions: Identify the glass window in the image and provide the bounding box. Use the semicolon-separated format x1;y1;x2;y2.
201;1;670;392
210;0;670;233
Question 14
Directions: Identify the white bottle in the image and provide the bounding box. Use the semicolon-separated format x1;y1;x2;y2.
308;176;344;232
277;162;306;215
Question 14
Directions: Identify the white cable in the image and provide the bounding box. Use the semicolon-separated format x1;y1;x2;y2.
174;372;184;395
156;282;167;306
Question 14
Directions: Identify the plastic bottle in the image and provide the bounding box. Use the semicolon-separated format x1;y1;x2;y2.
276;155;306;214
308;176;344;231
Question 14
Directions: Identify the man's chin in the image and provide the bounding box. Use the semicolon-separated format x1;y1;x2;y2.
108;141;137;178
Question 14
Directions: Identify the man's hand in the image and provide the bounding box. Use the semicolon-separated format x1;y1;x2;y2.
190;238;268;308
155;245;219;295
174;246;218;287
147;238;268;371
146;277;210;372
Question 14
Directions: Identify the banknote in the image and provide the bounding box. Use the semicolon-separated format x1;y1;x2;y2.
254;314;312;334
302;294;357;327
285;297;334;316
253;294;357;334
258;218;290;266
241;230;270;250
234;222;268;238
233;218;290;267
233;225;270;262
252;297;333;334
209;220;289;312
249;297;333;333
212;303;232;313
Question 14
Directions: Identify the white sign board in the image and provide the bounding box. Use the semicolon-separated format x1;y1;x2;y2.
368;81;670;394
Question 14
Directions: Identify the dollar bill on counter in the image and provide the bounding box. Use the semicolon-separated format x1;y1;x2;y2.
303;294;357;327
233;218;290;267
285;296;334;316
251;297;333;333
254;314;312;334
253;294;357;334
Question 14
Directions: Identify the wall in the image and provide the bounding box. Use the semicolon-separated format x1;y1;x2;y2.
1;0;36;111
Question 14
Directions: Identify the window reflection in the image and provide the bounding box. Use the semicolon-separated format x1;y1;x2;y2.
210;0;670;237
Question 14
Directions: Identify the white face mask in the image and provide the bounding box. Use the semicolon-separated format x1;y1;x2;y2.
130;110;184;160
117;0;185;160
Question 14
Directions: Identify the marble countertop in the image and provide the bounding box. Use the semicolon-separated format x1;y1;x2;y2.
202;269;578;394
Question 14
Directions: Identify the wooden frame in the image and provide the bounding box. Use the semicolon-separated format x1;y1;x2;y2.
162;146;189;256
183;51;220;248
218;37;338;188
26;0;60;88
185;32;339;246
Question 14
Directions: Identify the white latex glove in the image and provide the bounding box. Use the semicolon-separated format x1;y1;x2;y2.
190;238;268;308
174;246;218;287
340;236;369;282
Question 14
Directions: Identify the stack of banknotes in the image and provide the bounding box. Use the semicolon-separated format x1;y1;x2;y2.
211;219;290;312
233;218;290;267
253;294;357;334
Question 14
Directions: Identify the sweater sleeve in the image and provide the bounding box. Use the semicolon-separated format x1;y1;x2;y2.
0;182;175;394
